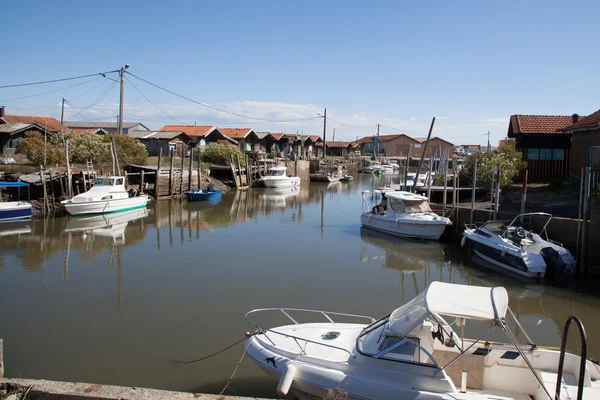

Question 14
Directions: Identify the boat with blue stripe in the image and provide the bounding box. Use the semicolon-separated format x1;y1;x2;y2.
0;181;32;221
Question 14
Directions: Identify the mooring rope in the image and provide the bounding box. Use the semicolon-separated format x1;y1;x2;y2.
219;340;251;396
174;332;255;364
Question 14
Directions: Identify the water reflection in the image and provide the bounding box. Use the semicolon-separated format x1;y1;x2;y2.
0;176;598;397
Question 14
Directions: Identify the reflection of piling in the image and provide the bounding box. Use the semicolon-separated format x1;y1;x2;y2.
169;149;175;196
63;232;71;280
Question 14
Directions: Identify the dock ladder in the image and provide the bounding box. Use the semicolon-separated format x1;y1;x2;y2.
555;316;587;400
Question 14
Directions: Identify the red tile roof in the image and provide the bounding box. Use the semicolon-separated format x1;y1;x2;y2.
3;114;62;133
315;141;359;148
159;125;215;137
308;135;322;142
559;109;600;132
219;128;253;139
270;133;285;140
508;115;575;136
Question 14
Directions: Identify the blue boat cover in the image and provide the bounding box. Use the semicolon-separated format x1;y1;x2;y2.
0;181;29;187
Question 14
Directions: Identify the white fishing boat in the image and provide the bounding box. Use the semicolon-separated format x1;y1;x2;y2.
381;164;395;173
309;165;343;183
61;176;148;216
361;190;451;240
244;281;600;400
261;166;300;188
462;213;576;280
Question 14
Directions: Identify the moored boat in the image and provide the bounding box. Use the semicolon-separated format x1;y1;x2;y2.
244;281;600;400
361;190;451;240
184;184;222;201
0;181;32;221
261;166;300;188
61;176;148;216
462;212;576;280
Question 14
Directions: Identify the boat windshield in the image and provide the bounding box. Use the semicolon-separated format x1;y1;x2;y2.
268;169;285;176
389;199;432;213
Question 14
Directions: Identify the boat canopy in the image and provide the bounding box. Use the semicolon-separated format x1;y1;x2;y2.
388;281;508;337
0;181;29;187
384;191;428;201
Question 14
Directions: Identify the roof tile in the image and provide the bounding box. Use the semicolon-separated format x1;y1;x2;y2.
159;125;215;137
509;115;575;135
559;109;600;132
3;114;62;133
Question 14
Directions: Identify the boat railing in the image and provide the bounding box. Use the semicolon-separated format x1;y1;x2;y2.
245;308;376;359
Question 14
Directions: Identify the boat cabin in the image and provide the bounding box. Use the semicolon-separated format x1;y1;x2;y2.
364;191;433;215
93;176;126;187
266;166;288;177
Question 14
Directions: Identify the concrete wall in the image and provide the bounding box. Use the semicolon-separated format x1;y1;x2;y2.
282;159;310;180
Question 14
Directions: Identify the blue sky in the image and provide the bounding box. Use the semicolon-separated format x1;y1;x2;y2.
1;0;599;144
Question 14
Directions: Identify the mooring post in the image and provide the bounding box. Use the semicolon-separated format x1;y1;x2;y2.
443;157;448;210
197;147;202;189
427;156;433;200
0;337;3;378
520;168;528;224
576;167;585;269
140;170;145;194
237;155;243;187
470;156;477;225
156;147;163;198
188;146;193;190
180;150;185;196
494;164;501;220
39;165;49;214
169;148;175;196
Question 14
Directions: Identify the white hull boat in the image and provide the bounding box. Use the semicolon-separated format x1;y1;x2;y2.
61;176;148;216
261;166;300;188
462;213;576;280
361;190;450;240
245;281;600;400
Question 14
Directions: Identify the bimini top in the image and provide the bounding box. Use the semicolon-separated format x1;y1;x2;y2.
384;191;428;201
388;281;509;337
0;181;29;187
269;166;287;171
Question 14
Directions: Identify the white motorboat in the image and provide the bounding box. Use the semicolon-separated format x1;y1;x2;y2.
244;281;600;400
61;176;148;216
261;166;300;188
310;165;343;183
381;164;395;173
462;212;576;280
361;190;451;240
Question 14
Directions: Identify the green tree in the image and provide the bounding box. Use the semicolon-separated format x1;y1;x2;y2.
16;131;64;166
201;141;243;165
67;132;110;164
103;134;148;166
460;140;527;188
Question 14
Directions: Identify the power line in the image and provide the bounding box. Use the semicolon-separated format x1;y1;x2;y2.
125;71;320;123
0;76;103;103
0;71;117;89
124;76;186;124
65;80;118;121
326;116;373;129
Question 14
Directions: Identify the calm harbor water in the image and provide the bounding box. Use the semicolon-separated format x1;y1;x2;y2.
1;174;599;397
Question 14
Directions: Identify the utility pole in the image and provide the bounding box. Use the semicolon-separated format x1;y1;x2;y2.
118;64;129;135
60;98;66;144
322;108;327;158
487;131;490;153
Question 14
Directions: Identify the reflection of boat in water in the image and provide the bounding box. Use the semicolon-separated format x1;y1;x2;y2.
64;208;148;243
360;227;449;272
0;219;32;236
259;187;300;207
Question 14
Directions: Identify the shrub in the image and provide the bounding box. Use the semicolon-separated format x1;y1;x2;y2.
17;131;65;166
67;132;110;164
201;142;243;165
103;134;148;166
459;140;527;188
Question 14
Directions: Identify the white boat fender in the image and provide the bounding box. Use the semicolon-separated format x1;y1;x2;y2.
277;362;296;396
460;236;466;247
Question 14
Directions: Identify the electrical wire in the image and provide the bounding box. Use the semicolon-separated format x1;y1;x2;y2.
0;71;118;88
65;80;118;121
126;71;320;123
124;76;186;124
326;116;374;129
0;76;103;103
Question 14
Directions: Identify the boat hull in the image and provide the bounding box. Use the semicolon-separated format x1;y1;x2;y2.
309;174;341;182
463;236;545;279
361;213;449;240
0;202;32;221
184;190;222;201
262;177;300;188
62;196;148;216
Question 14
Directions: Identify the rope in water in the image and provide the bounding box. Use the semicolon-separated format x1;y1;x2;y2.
175;332;255;364
220;341;250;396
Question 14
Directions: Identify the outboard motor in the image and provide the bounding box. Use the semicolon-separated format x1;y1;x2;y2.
540;247;566;281
128;188;138;198
207;183;215;192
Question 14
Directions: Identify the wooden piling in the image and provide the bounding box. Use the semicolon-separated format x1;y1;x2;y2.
169;149;175;196
156;147;163;197
110;141;116;176
58;172;65;200
82;171;87;192
442;161;448;209
180;151;185;196
237;155;243;187
494;164;501;220
111;136;121;176
470;156;477;225
230;154;239;189
39;166;49;214
246;154;251;186
520;168;528;216
0;338;3;378
197;147;202;189
49;171;56;209
188;146;193;190
140;170;145;194
427;156;433;200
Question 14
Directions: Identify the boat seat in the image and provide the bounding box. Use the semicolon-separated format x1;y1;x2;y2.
433;349;484;390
